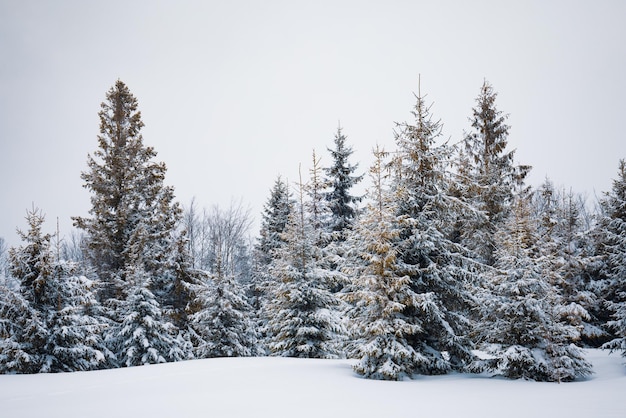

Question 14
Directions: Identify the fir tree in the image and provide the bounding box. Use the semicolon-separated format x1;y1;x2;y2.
600;160;626;357
532;180;604;345
343;146;423;380
115;268;186;367
263;172;342;359
253;176;293;341
324;126;363;236
73;80;183;308
459;80;530;265
189;272;259;358
390;85;480;374
255;176;293;267
44;267;109;372
0;286;46;374
476;196;592;382
1;208;107;373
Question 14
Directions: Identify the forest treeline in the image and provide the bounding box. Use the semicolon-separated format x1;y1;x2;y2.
0;79;624;381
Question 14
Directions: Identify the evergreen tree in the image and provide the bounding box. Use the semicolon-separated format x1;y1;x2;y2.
324;126;363;236
189;272;259;358
253;176;293;342
0;286;45;373
600;160;626;357
73;80;183;308
263;174;342;359
532;180;605;345
476;196;592;382
44;267;109;372
1;208;107;373
255;176;293;267
115;267;186;367
459;80;530;265
343;146;423;380
307;150;332;241
390;85;480;374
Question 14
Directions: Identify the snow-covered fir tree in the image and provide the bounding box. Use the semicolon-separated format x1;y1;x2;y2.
389;85;480;374
253;176;293;345
263;172;342;359
458;80;530;265
44;266;110;372
0;285;46;374
324;126;363;237
476;196;592;382
73;80;185;311
108;220;190;366
532;180;605;345
306;150;332;240
115;266;187;367
255;176;293;268
599;160;626;357
343;146;424;380
188;271;259;358
73;80;190;362
1;208;107;373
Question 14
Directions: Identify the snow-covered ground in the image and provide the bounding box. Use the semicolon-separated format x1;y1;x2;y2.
1;349;624;418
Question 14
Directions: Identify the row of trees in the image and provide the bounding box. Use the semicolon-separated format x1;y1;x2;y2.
0;79;624;382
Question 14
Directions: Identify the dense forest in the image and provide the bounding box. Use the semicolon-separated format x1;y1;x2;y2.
0;79;624;381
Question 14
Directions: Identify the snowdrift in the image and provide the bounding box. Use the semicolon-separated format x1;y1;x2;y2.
1;349;624;418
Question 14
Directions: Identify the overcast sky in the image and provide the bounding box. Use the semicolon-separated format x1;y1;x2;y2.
1;0;625;246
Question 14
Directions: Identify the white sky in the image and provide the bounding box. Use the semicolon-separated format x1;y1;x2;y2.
1;0;625;246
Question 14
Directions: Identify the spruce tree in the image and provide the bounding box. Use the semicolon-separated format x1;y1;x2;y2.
600;160;626;357
253;175;293;341
73;80;183;307
263;174;342;359
390;85;479;374
324;126;363;236
476;196;592;382
532;180;604;345
189;272;259;358
0;286;45;374
343;146;423;380
1;208;107;373
255;176;293;267
459;80;530;265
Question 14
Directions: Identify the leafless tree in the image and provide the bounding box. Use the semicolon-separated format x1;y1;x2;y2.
183;199;253;281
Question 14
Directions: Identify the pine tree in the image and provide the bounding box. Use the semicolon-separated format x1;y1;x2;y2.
0;286;45;374
189;272;259;358
263;172;342;359
73;80;183;307
459;80;530;265
390;85;480;374
532;180;604;345
1;208;107;373
255;176;293;267
73;80;190;363
600;160;626;357
44;267;109;372
253;176;293;341
324;126;363;236
476;196;592;382
115;267;186;367
343;146;423;380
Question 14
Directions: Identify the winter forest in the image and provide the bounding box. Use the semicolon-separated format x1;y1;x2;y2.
1;79;625;382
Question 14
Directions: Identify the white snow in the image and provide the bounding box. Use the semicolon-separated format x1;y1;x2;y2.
0;349;624;418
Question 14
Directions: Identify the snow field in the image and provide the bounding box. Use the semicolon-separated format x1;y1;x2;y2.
0;349;624;418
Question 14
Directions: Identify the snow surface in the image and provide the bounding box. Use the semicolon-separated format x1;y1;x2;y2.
1;349;624;418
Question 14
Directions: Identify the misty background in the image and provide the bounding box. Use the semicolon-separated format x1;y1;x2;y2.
1;0;625;246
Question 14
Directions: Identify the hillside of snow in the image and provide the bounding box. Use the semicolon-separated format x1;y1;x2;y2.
1;349;624;418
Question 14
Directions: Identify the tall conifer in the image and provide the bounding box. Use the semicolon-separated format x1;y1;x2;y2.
459;80;530;265
74;80;183;306
390;83;479;374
